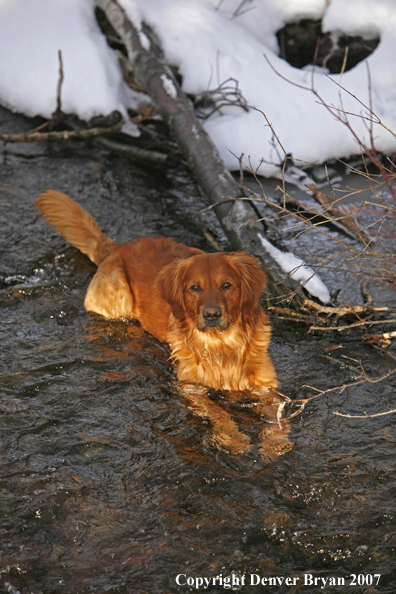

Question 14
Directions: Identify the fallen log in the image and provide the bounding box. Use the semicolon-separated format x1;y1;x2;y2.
97;0;304;305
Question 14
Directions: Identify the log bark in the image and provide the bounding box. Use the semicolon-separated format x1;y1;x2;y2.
97;0;302;304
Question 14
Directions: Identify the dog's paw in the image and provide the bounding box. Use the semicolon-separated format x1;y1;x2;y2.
258;425;293;460
206;429;251;455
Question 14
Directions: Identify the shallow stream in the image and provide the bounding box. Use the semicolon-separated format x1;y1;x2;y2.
1;107;396;593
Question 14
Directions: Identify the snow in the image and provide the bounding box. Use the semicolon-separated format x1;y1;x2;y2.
0;0;138;121
138;31;151;51
257;233;331;303
0;0;395;174
160;74;178;99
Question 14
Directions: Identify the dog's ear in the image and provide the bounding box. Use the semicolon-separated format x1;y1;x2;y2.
227;253;267;314
155;259;187;320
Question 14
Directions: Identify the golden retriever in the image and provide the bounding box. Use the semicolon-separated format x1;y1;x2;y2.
35;190;277;393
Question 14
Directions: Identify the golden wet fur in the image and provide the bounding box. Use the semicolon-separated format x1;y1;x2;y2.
36;190;277;392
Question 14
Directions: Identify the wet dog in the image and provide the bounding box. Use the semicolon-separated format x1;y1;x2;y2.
36;190;277;392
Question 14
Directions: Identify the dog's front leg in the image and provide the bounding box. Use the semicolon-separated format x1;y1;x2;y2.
179;383;252;454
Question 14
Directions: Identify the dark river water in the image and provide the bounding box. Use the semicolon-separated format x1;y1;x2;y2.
1;107;396;593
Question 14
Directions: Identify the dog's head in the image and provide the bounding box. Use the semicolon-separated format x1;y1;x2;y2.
155;252;266;331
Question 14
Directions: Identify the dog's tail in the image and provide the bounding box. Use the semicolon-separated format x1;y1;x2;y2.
35;190;116;265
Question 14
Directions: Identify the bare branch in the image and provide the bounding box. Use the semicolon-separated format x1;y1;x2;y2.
334;408;396;418
309;318;396;332
56;49;64;113
302;297;387;317
0;123;123;144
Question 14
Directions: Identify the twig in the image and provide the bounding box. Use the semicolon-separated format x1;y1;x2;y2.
0;124;123;144
320;353;361;373
357;365;396;384
268;305;323;323
296;378;366;402
232;0;255;18
299;365;396;403
310;185;374;246
364;330;396;346
372;343;396;362
198;198;236;214
203;231;224;252
283;349;396;421
275;401;287;428
309;317;396;332
303;297;387;317
194;77;249;120
334;408;396;418
56;49;64;113
93;135;168;163
329;349;396;418
361;279;374;306
249;105;287;159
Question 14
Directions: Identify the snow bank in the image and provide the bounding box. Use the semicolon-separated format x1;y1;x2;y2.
0;0;134;120
0;0;395;175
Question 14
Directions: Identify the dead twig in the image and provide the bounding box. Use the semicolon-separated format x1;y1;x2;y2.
194;77;249;120
296;365;395;404
56;49;64;114
334;408;396;418
331;349;396;417
361;278;374;306
308;317;396;332
64;111;169;163
203;231;224;252
91;134;168;163
310;185;374;246
268;306;328;328
302;297;387;317
0;123;123;144
298;378;367;402
364;330;396;346
282;348;396;420
320;353;362;373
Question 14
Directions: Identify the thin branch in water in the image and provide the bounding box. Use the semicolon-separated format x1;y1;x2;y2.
309;317;396;332
364;330;396;346
334;408;396;419
94;134;168;163
297;378;366;402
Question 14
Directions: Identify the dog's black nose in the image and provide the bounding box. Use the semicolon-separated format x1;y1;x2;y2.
202;306;222;321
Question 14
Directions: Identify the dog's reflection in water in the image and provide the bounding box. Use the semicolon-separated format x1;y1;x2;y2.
179;383;292;459
85;321;291;460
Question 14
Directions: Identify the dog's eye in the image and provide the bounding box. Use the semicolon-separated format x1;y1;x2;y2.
190;284;202;292
221;282;232;290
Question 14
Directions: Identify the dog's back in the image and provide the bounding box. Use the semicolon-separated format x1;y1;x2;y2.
35;191;201;338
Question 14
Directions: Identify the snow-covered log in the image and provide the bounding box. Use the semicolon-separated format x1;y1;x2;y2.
98;0;243;221
97;0;326;305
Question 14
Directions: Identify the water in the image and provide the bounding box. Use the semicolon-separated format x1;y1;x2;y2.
1;107;396;593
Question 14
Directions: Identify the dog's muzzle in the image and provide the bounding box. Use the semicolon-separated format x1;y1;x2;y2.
199;306;228;331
